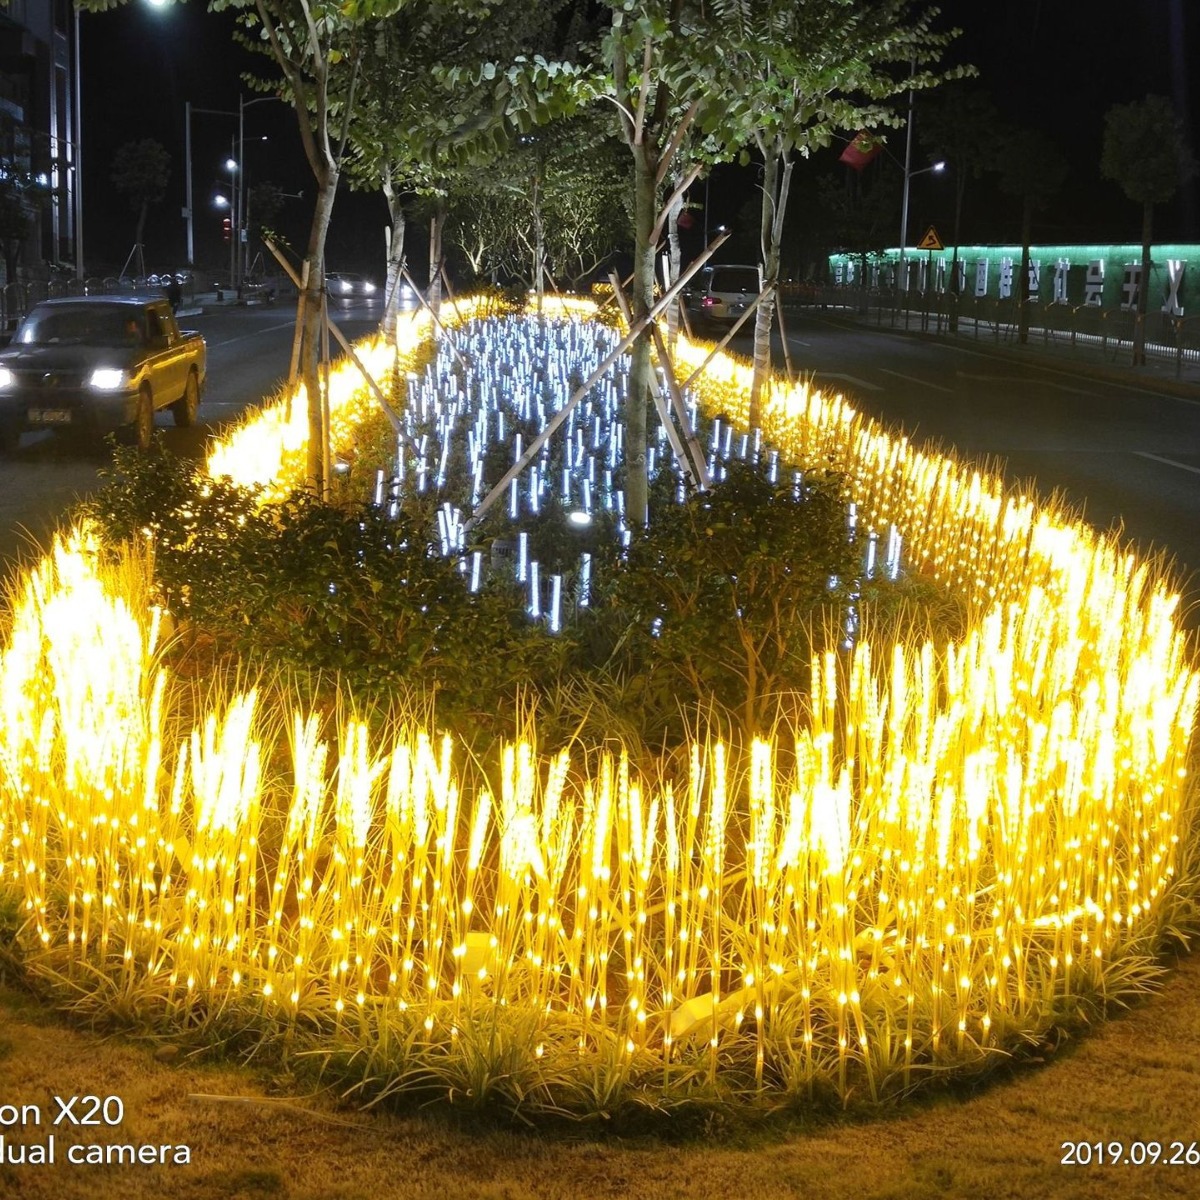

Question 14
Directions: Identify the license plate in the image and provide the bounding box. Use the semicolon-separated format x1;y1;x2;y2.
28;408;72;424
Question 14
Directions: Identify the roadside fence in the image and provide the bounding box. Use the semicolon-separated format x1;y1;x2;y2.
789;286;1200;377
0;273;201;331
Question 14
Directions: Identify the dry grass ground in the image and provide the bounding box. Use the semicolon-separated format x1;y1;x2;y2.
3;954;1200;1200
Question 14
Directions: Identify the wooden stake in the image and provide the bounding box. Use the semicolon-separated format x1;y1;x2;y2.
608;269;699;487
463;231;730;533
679;288;769;396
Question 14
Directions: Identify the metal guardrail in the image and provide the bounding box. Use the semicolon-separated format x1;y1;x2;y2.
0;274;200;331
790;286;1200;378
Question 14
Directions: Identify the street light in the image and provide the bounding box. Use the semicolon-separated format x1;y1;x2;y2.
225;150;238;289
184;93;283;278
898;157;946;296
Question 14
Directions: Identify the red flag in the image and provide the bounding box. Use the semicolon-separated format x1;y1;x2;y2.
839;131;883;171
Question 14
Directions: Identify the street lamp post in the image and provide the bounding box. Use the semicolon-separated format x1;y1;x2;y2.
898;159;946;293
73;8;83;280
184;94;281;281
225;150;238;289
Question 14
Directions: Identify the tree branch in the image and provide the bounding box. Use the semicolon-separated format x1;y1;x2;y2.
632;35;653;146
655;99;701;189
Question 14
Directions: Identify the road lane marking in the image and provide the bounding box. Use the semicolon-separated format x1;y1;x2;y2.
1132;451;1200;476
955;371;1096;396
814;372;883;392
878;368;954;394
209;322;298;349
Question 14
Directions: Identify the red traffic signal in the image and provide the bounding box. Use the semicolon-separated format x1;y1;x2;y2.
222;218;232;243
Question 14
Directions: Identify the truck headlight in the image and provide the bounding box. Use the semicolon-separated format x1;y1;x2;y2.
363;281;376;294
89;368;128;390
0;367;13;388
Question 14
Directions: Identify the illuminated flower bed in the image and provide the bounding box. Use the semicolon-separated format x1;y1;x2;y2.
0;296;1196;1117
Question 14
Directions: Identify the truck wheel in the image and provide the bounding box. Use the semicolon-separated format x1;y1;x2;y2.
135;385;154;450
171;370;200;427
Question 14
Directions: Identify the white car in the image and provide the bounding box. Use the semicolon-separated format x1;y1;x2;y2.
325;271;377;299
685;264;761;329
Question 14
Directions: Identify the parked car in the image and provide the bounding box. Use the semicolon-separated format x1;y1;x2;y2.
325;271;377;300
684;264;762;329
0;296;207;453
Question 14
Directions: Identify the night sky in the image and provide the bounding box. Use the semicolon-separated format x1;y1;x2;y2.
78;0;1198;279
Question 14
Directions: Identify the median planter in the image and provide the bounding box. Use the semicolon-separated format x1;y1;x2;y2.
0;296;1196;1123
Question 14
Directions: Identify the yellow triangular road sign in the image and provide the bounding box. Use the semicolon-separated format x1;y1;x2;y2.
916;225;943;251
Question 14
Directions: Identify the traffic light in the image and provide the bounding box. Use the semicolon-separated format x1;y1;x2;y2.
222;217;232;243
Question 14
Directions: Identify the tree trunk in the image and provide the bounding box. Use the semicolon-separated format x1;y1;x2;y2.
626;144;657;528
299;163;339;496
665;181;683;345
381;173;407;337
1017;198;1032;345
532;173;544;315
427;195;445;316
750;155;792;428
950;174;965;333
1134;199;1152;367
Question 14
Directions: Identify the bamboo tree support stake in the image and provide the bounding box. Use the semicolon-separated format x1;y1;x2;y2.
774;286;796;384
607;269;697;487
399;264;470;375
679;288;770;396
289;258;309;387
463;231;730;534
596;270;636;317
608;269;708;488
264;237;418;454
320;288;332;501
438;262;466;328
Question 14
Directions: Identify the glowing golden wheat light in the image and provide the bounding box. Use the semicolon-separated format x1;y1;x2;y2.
0;298;1196;1112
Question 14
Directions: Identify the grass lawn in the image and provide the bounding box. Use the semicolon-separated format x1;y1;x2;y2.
3;951;1200;1200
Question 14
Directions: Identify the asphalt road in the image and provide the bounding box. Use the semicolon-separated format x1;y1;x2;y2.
748;312;1200;610
0;299;382;578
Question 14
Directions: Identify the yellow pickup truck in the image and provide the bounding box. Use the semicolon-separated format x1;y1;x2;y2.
0;295;207;453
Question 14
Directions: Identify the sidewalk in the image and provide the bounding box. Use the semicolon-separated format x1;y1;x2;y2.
176;289;274;319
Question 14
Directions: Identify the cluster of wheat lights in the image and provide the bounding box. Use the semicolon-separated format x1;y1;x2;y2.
0;299;1196;1113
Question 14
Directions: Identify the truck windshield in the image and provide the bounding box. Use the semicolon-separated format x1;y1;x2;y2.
17;308;145;347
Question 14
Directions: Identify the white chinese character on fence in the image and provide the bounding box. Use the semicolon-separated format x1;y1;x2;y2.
1084;259;1104;306
974;260;988;297
935;258;946;292
1053;258;1070;303
955;259;966;294
1121;264;1140;310
998;257;1014;299
1026;260;1040;300
845;259;856;285
834;262;844;285
1162;259;1185;316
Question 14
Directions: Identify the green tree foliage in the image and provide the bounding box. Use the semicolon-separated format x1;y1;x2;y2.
816;158;902;288
599;460;856;739
444;115;632;293
110;138;170;258
1100;94;1197;364
706;0;967;419
344;3;574;324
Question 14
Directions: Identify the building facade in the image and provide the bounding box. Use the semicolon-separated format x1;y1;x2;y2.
827;244;1198;317
0;0;77;282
